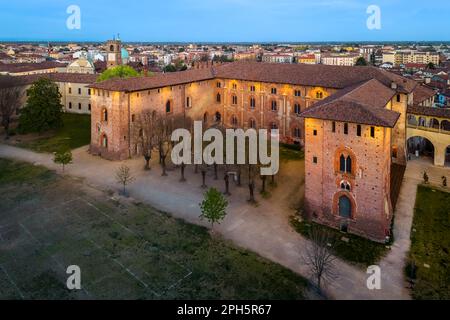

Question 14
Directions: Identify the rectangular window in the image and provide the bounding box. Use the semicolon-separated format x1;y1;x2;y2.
68;102;72;109
332;121;336;133
78;103;81;110
68;88;72;94
88;89;91;95
357;125;362;137
396;94;401;103
131;114;135;122
344;123;348;135
313;129;317;136
250;97;256;108
271;100;277;111
294;90;301;97
313;156;318;164
271;88;277;94
78;88;81;95
232;95;238;105
88;104;91;111
371;126;375;138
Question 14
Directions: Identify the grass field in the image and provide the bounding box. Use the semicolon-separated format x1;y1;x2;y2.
0;158;308;300
280;145;304;162
18;113;90;153
407;185;450;300
290;218;388;267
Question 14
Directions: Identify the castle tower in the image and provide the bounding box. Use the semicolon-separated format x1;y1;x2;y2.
106;39;122;69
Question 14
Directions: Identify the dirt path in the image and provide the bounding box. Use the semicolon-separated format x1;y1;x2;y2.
0;143;429;300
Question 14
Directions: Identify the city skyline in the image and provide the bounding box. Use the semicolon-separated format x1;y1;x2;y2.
1;0;450;42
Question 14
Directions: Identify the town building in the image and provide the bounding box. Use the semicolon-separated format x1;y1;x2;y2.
320;53;360;66
262;53;294;64
383;50;440;66
0;73;97;114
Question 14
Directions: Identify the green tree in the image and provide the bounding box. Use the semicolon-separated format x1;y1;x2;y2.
355;57;368;66
53;150;72;173
18;78;63;133
97;65;140;82
199;187;228;229
163;64;177;73
427;62;436;70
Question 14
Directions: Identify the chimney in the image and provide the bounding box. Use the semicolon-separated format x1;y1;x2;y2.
391;82;398;90
425;77;431;84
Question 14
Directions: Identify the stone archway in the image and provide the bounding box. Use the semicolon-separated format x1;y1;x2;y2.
407;136;435;164
407;127;450;167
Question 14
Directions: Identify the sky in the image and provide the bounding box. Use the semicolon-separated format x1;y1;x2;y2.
0;0;449;42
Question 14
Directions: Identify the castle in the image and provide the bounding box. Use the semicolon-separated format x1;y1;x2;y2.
5;60;443;243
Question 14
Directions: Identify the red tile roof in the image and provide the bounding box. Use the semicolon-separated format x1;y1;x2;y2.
0;73;98;89
88;61;418;94
407;105;450;119
0;61;68;74
412;85;436;106
300;79;400;127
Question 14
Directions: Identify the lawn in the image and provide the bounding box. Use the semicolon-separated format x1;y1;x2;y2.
0;158;309;300
280;144;304;161
290;217;389;267
18;113;91;153
406;185;450;300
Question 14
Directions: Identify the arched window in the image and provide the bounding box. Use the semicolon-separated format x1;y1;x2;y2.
102;135;108;148
102;108;108;122
294;103;301;115
347;156;352;173
110;45;114;52
316;91;323;99
340;181;351;191
293;127;301;138
166;100;171;113
340;154;346;172
215;112;221;122
271;100;277;111
231;115;238;127
339;154;352;173
250;97;256;109
270;122;278;130
249;118;256;129
216;93;221;103
232;95;238;105
186;96;191;108
338;195;351;218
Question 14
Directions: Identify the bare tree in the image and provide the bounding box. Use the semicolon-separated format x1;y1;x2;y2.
134;110;157;170
115;164;135;195
0;86;23;139
153;112;192;177
200;164;208;188
302;228;338;292
247;163;257;203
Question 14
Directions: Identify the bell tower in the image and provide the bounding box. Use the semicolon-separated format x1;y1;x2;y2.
106;37;122;69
